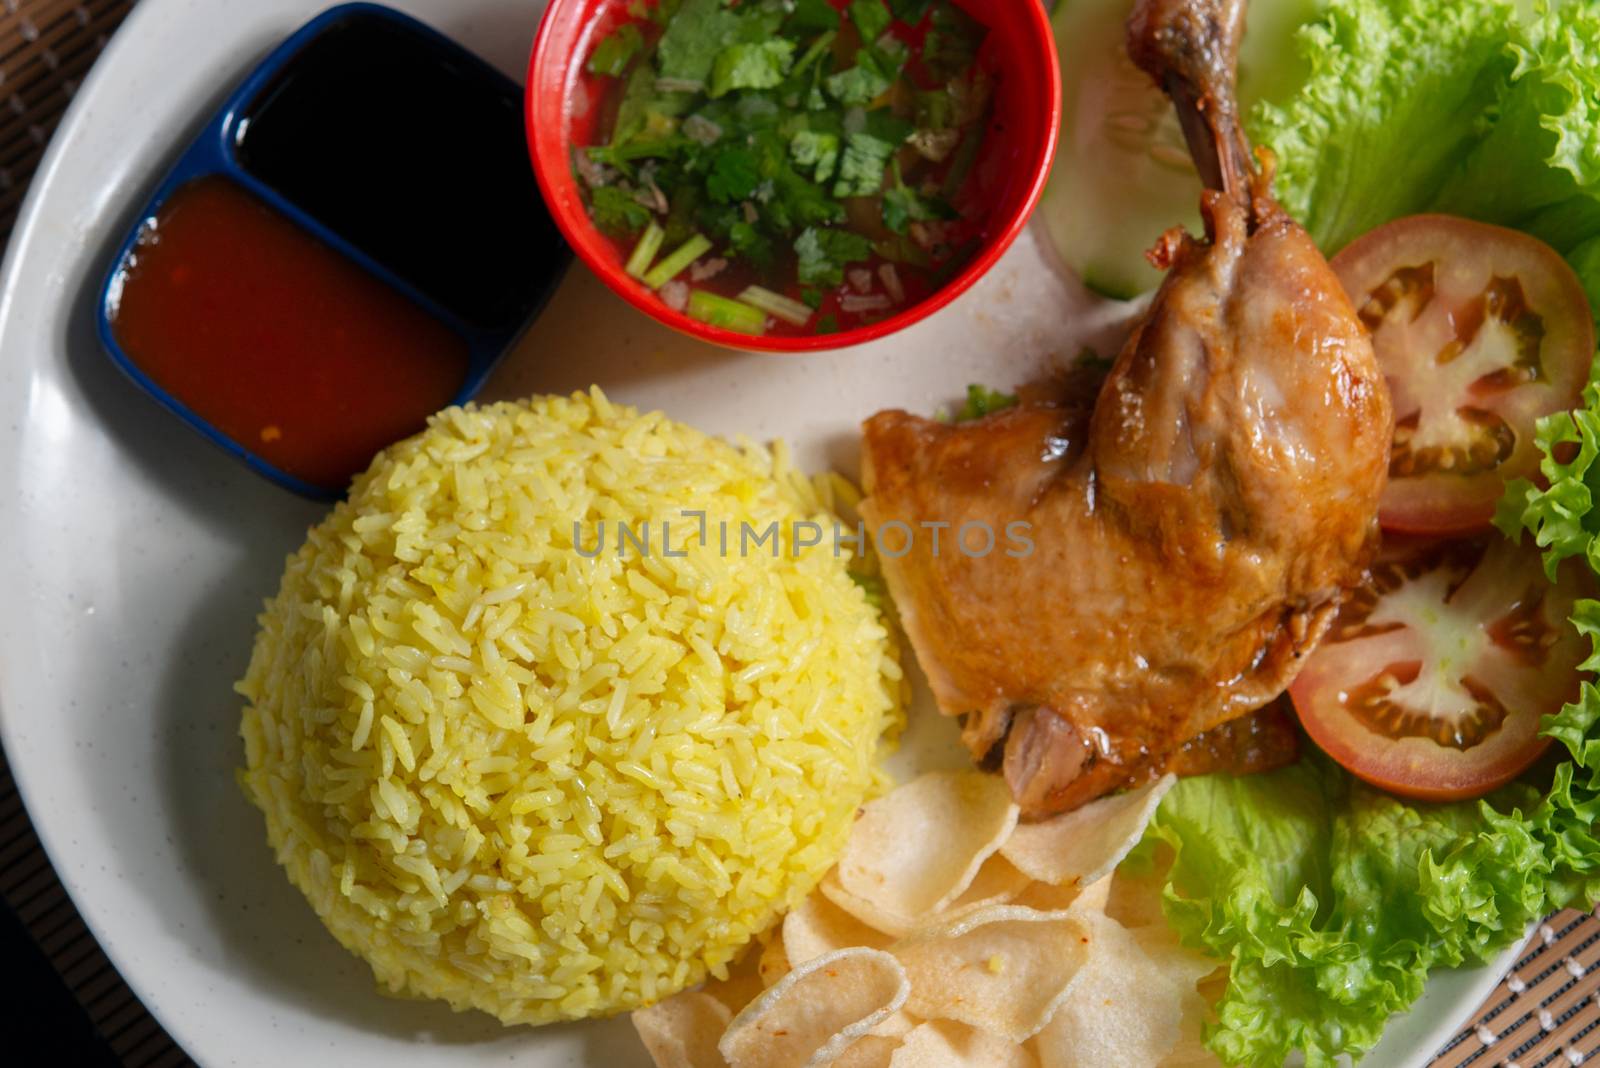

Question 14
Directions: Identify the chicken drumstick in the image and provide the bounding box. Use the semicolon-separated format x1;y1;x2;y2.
859;0;1393;817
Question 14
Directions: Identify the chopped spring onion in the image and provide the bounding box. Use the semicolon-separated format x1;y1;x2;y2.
687;290;768;334
625;222;666;279
643;234;713;289
738;285;814;326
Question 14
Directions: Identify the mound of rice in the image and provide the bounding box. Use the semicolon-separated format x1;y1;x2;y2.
237;389;904;1026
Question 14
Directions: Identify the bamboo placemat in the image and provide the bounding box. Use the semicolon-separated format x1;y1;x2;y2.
0;1;1596;1066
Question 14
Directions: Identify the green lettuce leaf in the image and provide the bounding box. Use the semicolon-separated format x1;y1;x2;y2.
1248;0;1518;254
1433;2;1600;253
1148;754;1563;1067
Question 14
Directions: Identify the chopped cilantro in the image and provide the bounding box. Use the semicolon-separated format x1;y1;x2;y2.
770;166;846;229
873;33;909;68
956;384;1018;422
924;2;985;82
730;1;788;43
707;146;761;202
850;1;893;45
791;130;842;183
580;0;991;329
889;0;936;22
609;66;658;147
788;0;842;33
883;161;956;233
862;109;914;145
825;50;894;106
657;0;742;84
796;226;873;286
727;220;776;271
710;39;795;97
834;133;896;197
589;186;652;236
815;314;841;334
588;24;644;77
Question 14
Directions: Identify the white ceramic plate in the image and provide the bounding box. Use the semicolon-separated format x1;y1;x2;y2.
0;0;1522;1065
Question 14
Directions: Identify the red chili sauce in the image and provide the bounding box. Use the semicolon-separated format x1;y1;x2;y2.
108;177;469;490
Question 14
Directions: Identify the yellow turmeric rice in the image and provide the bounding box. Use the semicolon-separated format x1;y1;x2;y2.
237;389;904;1025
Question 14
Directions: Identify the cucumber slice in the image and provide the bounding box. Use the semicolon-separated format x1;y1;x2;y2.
1040;0;1319;299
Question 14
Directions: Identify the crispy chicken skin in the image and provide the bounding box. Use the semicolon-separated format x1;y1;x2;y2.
859;0;1393;817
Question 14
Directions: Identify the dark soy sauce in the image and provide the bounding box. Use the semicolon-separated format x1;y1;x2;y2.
236;14;564;332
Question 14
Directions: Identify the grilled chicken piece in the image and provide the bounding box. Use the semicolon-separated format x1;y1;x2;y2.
859;0;1392;818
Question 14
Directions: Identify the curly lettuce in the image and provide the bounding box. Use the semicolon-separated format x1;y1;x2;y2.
1145;752;1575;1066
1256;0;1600;282
1249;0;1518;254
1435;1;1600;258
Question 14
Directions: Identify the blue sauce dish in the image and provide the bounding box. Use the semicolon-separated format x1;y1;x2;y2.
98;3;572;499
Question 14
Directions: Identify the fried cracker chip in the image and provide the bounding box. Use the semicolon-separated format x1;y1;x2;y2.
822;871;918;938
1073;875;1113;914
1104;866;1169;931
890;1021;1039;1067
784;891;893;967
834;1035;904;1068
1009;878;1088;915
719;947;911;1068
942;855;1034;917
1033;912;1216;1068
758;932;792;987
1014;873;1111;917
633;991;732;1068
838;771;1019;924
872;1010;921;1038
1001;775;1175;890
891;905;1091;1043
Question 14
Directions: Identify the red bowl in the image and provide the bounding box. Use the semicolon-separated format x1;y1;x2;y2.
527;0;1062;353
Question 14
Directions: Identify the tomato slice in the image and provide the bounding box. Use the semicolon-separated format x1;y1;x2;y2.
1288;534;1589;801
1332;216;1593;536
